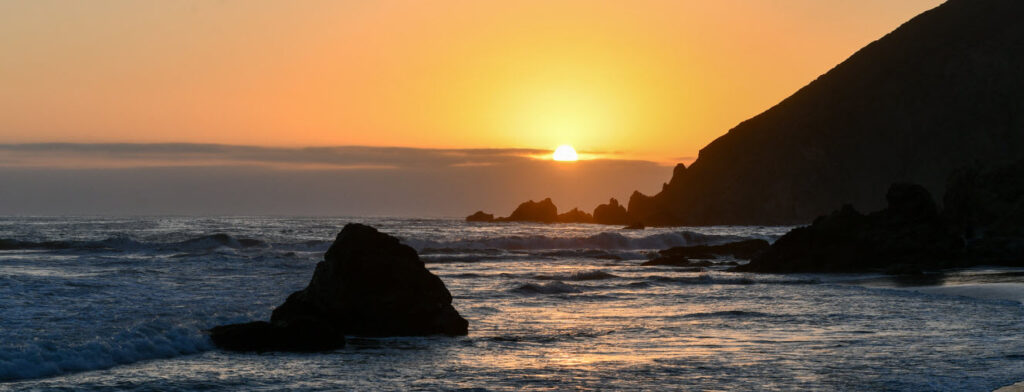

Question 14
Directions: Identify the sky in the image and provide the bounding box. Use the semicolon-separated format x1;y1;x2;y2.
0;0;944;216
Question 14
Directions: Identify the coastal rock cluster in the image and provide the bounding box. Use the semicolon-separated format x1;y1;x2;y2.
737;159;1024;273
209;223;467;352
466;197;642;226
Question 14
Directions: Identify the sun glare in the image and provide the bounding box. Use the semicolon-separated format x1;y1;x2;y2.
552;145;578;161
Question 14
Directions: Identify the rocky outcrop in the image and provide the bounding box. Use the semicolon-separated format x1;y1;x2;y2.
942;159;1024;265
735;183;964;273
592;198;631;225
621;0;1024;225
496;198;558;223
209;223;468;351
465;211;494;222
556;208;594;223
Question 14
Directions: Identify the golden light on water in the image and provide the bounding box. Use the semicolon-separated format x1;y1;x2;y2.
552;145;578;162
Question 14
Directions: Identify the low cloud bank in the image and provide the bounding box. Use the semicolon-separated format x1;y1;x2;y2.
0;143;671;216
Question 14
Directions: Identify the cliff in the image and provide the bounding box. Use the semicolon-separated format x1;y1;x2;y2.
629;0;1024;225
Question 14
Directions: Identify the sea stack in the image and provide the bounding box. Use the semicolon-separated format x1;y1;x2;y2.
210;223;468;352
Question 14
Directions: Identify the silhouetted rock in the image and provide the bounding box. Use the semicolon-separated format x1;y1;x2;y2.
271;223;468;336
556;208;594;223
208;318;344;353
466;211;494;222
736;184;963;273
622;0;1024;225
495;198;559;223
943;159;1024;265
210;223;468;351
592;198;631;225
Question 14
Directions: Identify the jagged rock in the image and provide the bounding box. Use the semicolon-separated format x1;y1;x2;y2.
495;198;559;223
465;211;494;222
210;223;468;351
592;198;631;225
556;208;594;223
620;0;1024;225
735;183;963;273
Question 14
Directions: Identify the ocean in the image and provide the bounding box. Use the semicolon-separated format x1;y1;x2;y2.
1;217;1023;391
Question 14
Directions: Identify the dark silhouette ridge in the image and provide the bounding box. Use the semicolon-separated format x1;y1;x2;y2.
209;223;467;351
623;0;1024;225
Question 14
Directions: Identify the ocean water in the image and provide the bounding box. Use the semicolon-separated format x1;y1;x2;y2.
1;217;1023;391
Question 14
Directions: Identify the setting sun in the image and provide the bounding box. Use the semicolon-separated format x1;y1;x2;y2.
552;145;578;161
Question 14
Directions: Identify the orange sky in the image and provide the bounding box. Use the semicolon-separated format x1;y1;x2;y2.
1;0;942;163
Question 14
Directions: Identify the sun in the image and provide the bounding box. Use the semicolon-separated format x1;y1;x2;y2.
552;145;578;161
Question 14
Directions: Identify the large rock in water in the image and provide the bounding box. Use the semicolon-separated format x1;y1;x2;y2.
735;184;964;273
210;223;467;352
271;223;468;336
626;0;1024;225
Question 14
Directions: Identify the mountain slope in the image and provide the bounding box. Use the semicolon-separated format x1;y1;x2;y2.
630;0;1024;225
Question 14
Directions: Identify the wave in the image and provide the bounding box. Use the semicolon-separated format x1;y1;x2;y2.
647;274;821;286
0;322;212;382
405;231;748;252
510;281;582;295
0;233;269;253
535;270;619;281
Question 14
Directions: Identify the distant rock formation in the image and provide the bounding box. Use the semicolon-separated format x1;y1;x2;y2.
210;223;468;351
556;208;594;223
622;0;1024;225
592;198;631;225
497;198;558;223
469;198;596;224
465;211;494;222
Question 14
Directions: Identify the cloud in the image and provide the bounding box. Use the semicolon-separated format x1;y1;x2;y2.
0;143;673;216
0;143;552;169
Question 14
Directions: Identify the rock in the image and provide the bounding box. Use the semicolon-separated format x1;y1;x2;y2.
556;208;594;223
656;239;770;260
465;211;494;222
593;198;631;225
210;223;468;352
735;183;964;273
942;159;1024;265
495;198;559;223
617;0;1024;225
208;318;345;353
271;223;468;336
